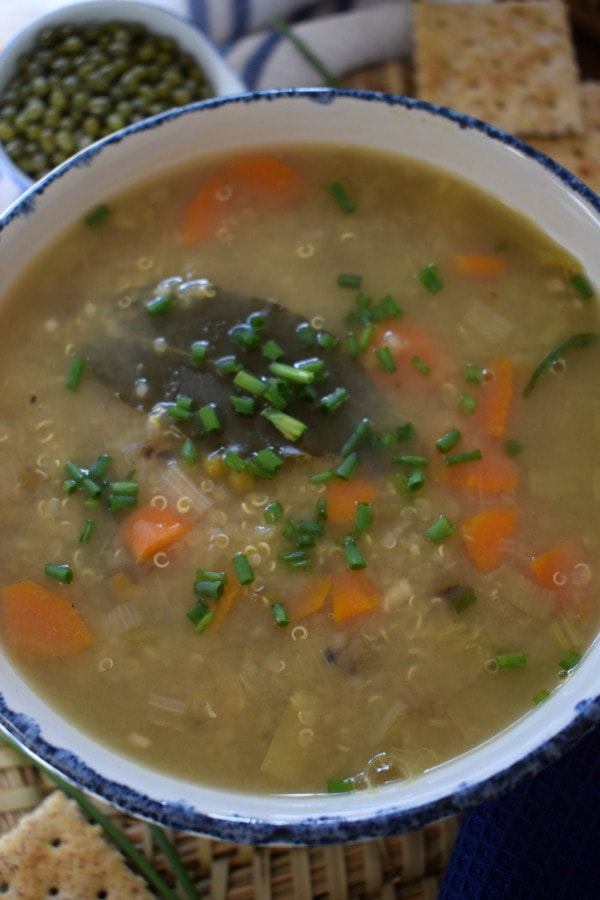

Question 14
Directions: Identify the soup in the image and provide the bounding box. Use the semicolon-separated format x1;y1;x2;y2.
0;146;598;795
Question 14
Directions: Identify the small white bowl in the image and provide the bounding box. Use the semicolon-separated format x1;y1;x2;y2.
0;90;599;845
0;0;244;203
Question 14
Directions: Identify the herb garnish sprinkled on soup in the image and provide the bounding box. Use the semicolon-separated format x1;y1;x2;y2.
0;147;598;794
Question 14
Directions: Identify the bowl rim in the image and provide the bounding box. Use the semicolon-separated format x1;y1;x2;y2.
0;86;599;845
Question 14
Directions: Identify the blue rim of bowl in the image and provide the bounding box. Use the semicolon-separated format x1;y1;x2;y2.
0;88;599;846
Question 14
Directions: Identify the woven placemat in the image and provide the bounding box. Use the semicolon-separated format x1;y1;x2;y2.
0;743;460;898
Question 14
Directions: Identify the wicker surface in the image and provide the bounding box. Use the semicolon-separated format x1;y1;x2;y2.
0;742;460;898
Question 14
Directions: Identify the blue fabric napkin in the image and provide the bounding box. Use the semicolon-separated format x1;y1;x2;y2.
439;722;600;899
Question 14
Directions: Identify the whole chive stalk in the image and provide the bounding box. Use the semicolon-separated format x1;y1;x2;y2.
320;387;349;414
181;438;197;464
444;449;482;467
337;273;362;289
198;404;221;433
329;181;355;213
191;339;209;363
145;293;173;316
79;519;94;544
66;352;87;391
495;651;527;669
45;563;73;584
264;500;283;523
375;346;397;373
426;515;455;544
336;452;360;480
272;602;290;626
261;407;306;442
355;501;373;533
271;14;340;87
233;552;255;585
436;428;461;453
418;262;443;293
411;355;431;376
262;338;285;361
343;536;367;570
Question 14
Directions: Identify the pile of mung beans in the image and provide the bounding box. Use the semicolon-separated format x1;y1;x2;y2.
0;21;212;179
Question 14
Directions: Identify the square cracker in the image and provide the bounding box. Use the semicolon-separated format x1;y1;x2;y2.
413;1;583;136
0;790;153;898
527;81;600;193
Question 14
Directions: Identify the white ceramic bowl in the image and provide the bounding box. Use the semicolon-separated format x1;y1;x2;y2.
0;90;599;844
0;0;244;202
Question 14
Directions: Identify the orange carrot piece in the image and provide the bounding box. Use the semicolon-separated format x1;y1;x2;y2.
331;570;382;624
476;356;514;438
326;478;376;525
182;155;302;244
460;506;517;571
291;576;332;619
369;321;449;391
2;581;93;660
531;541;587;591
121;505;190;563
211;580;240;630
452;254;508;277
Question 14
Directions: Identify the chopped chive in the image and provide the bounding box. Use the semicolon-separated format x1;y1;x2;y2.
327;777;354;794
426;515;455;543
83;203;110;226
391;473;408;494
315;498;328;520
396;422;414;442
355;502;373;533
224;450;246;472
444;449;482;467
88;454;111;481
295;357;326;375
195;569;227;585
109;481;139;496
84;498;101;509
379;430;395;451
523;332;600;397
229;323;260;350
533;689;551;705
347;332;359;357
254;448;284;476
356;324;373;354
443;584;477;614
343;537;367;570
559;650;581;672
436;428;461;453
214;355;240;376
262;338;285;361
66;352;86;391
198;404;221;433
233;370;266;395
571;272;595;299
145;293;173;316
272;602;290;626
407;469;426;491
175;395;193;411
168;405;192;421
458;393;477;414
418;262;444;293
233;552;255;585
269;362;314;384
65;459;85;483
392;454;428;467
310;469;335;484
230;395;255;415
320;387;349;414
495;651;527;669
81;476;103;498
279;549;311;568
248;311;267;332
337;273;362;289
191;339;209;363
261;407;306;442
108;493;138;511
295;520;325;548
504;438;524;457
181;438;197;464
463;362;484;384
63;478;78;494
186;599;214;633
336;452;360;480
329;181;355;213
377;294;403;319
282;519;297;542
375;345;396;373
193;580;222;600
411;355;431;376
79;520;94;544
263;379;289;410
296;322;316;347
316;331;340;351
340;418;372;457
264;501;283;523
44;563;73;584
